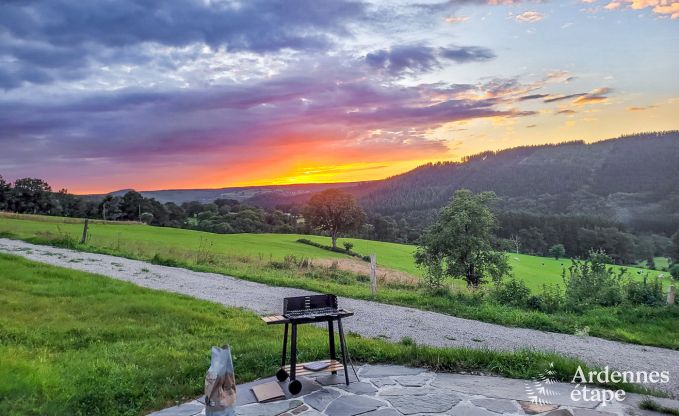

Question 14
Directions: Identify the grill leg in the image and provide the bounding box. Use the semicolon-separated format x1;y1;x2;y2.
290;323;298;381
328;320;337;375
281;323;289;367
337;318;350;385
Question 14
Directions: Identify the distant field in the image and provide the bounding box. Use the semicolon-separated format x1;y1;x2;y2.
0;213;667;292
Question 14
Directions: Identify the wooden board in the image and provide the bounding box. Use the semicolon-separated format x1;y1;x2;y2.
282;360;344;377
261;315;287;324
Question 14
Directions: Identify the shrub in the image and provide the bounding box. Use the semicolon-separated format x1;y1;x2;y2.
538;283;563;313
139;212;154;224
419;254;446;291
625;275;664;306
669;263;679;280
492;278;531;307
526;295;543;311
562;250;625;309
343;242;354;251
548;244;566;260
399;336;415;346
150;254;182;267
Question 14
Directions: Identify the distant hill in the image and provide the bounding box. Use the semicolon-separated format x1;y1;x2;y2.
96;131;679;235
98;182;367;205
356;131;679;230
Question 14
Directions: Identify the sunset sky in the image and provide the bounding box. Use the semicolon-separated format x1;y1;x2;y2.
1;0;678;194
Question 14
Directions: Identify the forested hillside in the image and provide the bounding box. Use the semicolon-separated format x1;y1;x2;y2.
357;131;679;226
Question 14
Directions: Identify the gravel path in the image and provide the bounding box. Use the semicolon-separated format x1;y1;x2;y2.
1;238;677;396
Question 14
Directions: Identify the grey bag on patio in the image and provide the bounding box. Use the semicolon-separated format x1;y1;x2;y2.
205;345;236;416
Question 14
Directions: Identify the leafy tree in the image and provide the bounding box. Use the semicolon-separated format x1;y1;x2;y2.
121;191;144;220
10;178;53;214
304;189;366;249
548;244;566;260
0;175;11;211
671;230;679;263
100;196;125;220
164;202;186;227
415;189;510;288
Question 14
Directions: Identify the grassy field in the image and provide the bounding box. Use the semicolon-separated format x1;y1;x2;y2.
0;213;667;291
0;253;618;416
0;213;677;350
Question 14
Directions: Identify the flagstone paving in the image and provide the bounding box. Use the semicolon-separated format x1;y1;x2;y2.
148;365;679;416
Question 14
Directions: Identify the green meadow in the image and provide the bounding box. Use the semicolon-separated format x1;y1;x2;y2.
1;253;616;416
0;213;677;350
0;213;666;291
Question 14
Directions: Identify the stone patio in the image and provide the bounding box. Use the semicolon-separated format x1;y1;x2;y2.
148;365;679;416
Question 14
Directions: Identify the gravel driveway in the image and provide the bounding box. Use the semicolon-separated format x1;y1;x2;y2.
1;238;677;396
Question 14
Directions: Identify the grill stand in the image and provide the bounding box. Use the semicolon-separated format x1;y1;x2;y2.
281;317;349;394
263;313;352;395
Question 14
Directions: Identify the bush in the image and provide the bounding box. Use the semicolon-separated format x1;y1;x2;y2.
669;263;679;280
419;254;446;291
343;242;354;251
492;278;531;307
538;283;563;313
625;275;664;306
562;250;626;309
150;254;182;267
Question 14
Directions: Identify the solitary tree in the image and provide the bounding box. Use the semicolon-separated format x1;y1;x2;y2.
304;189;366;249
415;189;510;288
549;244;566;260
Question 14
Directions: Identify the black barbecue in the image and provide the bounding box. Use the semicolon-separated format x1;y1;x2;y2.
261;294;353;394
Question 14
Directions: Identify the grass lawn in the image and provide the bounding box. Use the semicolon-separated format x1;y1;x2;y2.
0;253;618;416
1;213;677;350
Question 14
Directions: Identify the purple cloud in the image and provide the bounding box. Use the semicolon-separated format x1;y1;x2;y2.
366;44;495;75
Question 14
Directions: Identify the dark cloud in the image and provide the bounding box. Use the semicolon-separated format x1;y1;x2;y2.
0;0;365;51
366;44;495;75
519;93;550;101
543;93;587;103
555;109;576;115
0;0;367;88
543;88;612;105
440;46;496;63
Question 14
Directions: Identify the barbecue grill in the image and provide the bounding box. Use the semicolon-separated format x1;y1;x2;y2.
261;294;353;394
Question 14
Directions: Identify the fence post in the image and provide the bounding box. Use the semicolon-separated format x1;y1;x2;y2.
370;254;377;296
668;285;676;306
80;219;89;244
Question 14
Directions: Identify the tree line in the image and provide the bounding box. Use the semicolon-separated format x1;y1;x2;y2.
0;176;304;234
2;174;678;267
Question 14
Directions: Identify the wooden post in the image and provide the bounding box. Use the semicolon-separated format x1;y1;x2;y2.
370;254;377;296
668;285;676;306
80;219;89;244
